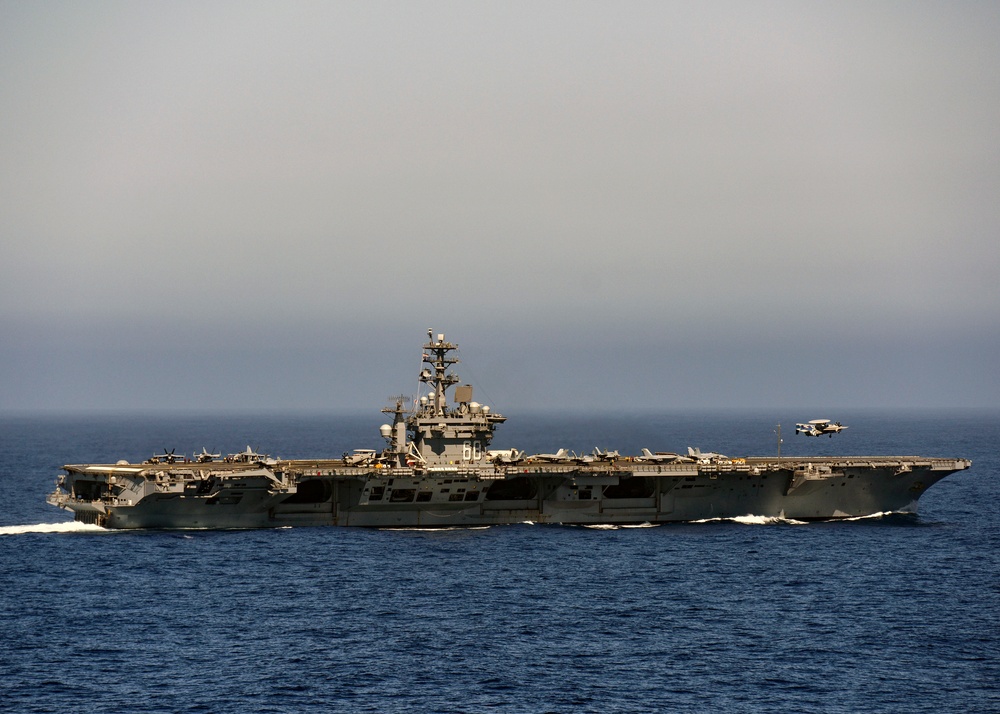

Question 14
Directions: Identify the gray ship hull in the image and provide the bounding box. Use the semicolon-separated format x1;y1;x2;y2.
50;456;969;529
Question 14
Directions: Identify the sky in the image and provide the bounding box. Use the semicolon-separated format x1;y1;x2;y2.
1;1;998;413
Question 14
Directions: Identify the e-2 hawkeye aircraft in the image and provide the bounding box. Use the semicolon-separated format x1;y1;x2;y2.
795;419;848;437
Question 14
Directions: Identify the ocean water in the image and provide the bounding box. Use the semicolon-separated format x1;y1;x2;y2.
1;409;998;713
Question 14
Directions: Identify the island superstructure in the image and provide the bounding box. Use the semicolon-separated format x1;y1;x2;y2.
48;331;972;529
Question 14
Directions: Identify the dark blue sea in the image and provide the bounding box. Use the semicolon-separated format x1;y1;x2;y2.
1;409;998;713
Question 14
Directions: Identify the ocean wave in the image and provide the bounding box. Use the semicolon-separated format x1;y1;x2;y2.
0;522;109;536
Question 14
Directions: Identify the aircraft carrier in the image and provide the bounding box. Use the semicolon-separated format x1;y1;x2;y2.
48;332;972;529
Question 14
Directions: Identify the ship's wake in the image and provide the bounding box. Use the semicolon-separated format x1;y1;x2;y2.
0;522;109;536
693;511;913;526
382;526;492;532
841;511;913;522
693;515;809;526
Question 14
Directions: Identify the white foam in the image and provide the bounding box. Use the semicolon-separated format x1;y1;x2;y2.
584;524;619;530
841;511;900;522
692;515;808;526
381;526;492;532
0;521;109;536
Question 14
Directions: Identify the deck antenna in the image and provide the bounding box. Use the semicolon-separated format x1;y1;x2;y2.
774;424;783;457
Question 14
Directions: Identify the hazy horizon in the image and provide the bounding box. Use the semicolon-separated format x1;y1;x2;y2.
2;2;998;412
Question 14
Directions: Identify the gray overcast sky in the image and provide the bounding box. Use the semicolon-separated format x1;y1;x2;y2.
1;1;998;412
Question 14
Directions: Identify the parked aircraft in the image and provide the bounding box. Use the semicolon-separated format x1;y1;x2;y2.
687;447;728;462
635;449;689;463
227;446;275;464
488;448;524;464
591;447;620;462
527;448;571;462
147;448;182;464
195;448;221;463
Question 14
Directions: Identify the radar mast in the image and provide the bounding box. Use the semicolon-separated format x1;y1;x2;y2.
407;330;505;466
420;330;460;417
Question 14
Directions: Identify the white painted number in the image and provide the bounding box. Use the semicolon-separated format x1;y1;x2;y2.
462;441;482;461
